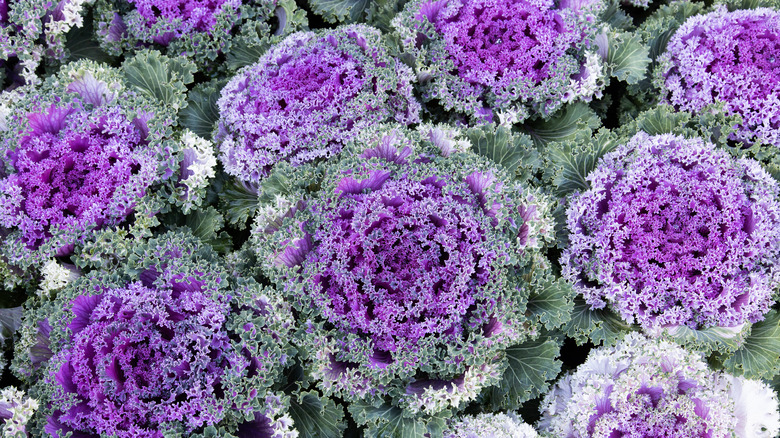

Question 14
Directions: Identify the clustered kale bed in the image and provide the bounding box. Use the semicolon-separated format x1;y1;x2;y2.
0;0;779;436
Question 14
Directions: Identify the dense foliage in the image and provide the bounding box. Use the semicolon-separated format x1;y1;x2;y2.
0;0;779;437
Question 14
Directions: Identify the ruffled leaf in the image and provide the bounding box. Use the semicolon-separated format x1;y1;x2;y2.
466;124;538;181
309;0;370;23
122;51;196;110
489;335;562;409
548;129;619;197
606;32;651;84
522;103;601;148
221;180;260;228
289;390;346;438
722;310;780;380
639;1;706;60
184;207;233;254
526;278;575;331
564;296;634;347
348;402;447;438
600;0;633;30
180;81;224;140
659;323;750;356
0;306;22;344
635;105;692;135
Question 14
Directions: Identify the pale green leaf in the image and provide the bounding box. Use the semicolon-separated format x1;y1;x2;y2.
489;335;562;409
309;0;370;23
289;391;346;438
607;32;651;85
526;278;575;331
549;130;619;197
180;81;224;140
466;124;538;181
723;310;780;380
122;50;196;110
184;207;233;254
522;103;601;148
349;402;447;438
564;297;634;347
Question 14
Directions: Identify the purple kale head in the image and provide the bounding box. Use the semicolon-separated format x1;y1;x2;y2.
393;0;603;123
216;26;421;183
0;102;158;251
538;333;780;437
47;282;232;437
561;132;780;330
31;232;295;437
257;125;558;414
0;60;180;260
658;7;780;146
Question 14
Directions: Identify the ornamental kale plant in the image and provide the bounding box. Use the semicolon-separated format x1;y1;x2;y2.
216;25;421;183
0;57;206;268
392;0;605;124
17;231;296;438
93;0;305;69
538;333;780;437
657;6;780;146
256;124;567;431
561;131;780;331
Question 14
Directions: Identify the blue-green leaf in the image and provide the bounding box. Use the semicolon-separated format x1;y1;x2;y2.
722;310;780;380
180;81;224;140
607;32;651;85
522;103;601;148
289;391;346;438
564;297;634;347
122;50;196;110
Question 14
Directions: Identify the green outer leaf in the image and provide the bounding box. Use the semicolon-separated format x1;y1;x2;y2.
308;0;370;23
661;323;749;356
522;103;601;148
180;81;224;140
348;402;448;438
489;335;563;410
549;129;619;197
0;306;22;344
722;310;780;380
122;50;196;110
466;124;538;181
634;105;691;136
564;297;634;347
607;32;651;85
221;180;260;228
289;390;346;438
184;207;233;254
526;278;575;331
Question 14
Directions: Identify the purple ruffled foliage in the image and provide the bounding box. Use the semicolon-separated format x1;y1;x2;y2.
396;0;596;122
562;132;780;330
425;0;576;96
47;282;233;437
257;126;560;413
0;101;160;250
28;232;296;438
304;170;499;354
216;26;421;183
128;0;241;40
659;7;780;146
